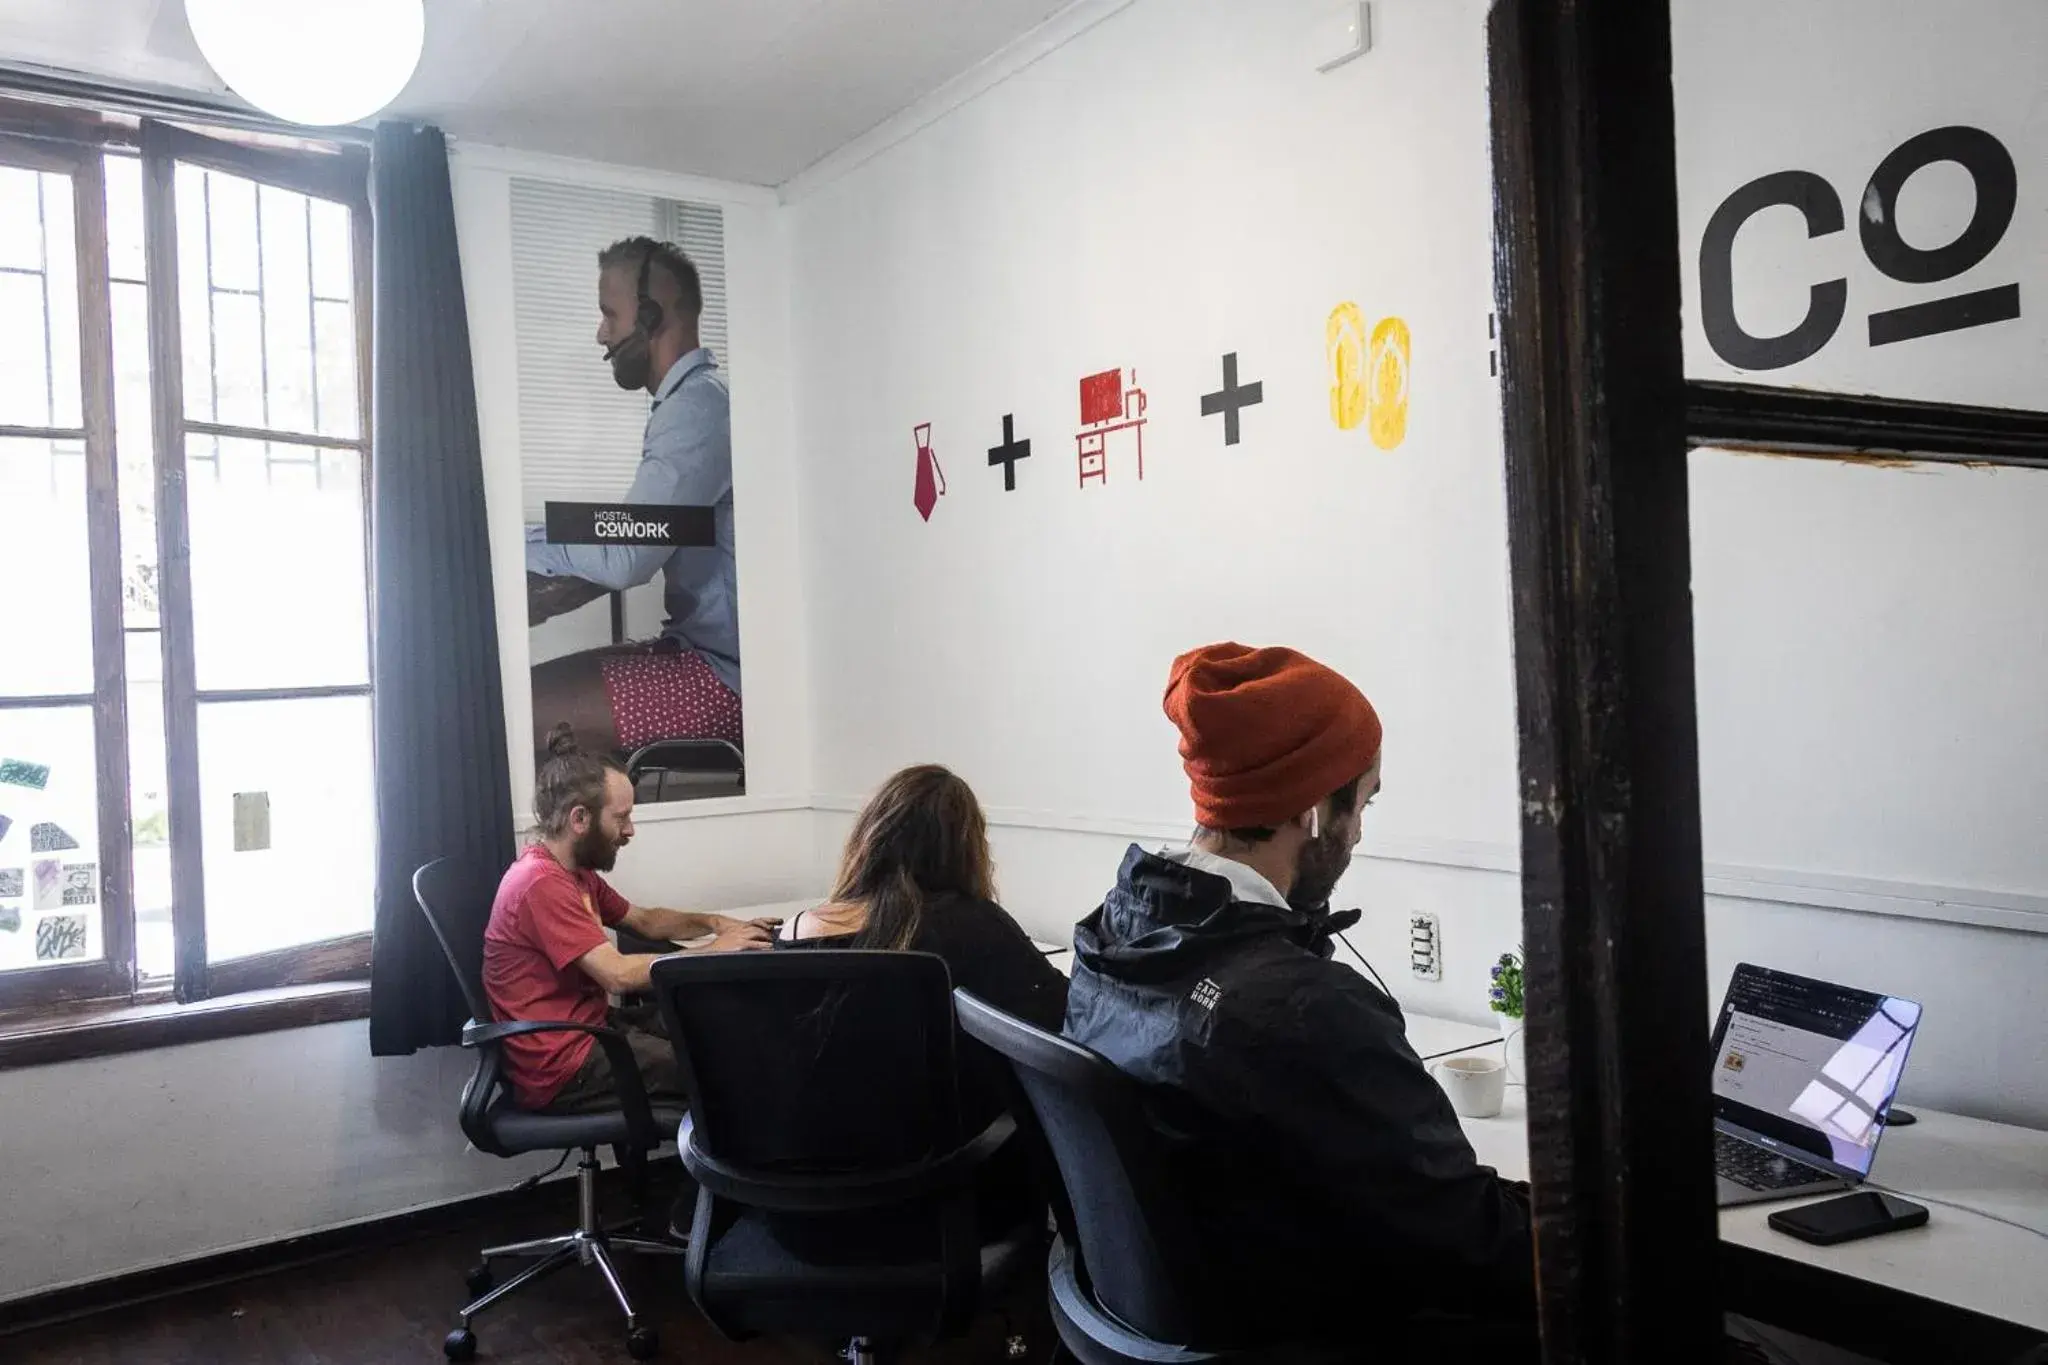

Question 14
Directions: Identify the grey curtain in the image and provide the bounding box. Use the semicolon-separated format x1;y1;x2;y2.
368;123;515;1056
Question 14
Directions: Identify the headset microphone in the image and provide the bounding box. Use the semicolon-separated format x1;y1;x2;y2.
599;244;667;366
601;328;642;364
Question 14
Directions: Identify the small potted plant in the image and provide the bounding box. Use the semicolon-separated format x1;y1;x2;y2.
1489;949;1525;1083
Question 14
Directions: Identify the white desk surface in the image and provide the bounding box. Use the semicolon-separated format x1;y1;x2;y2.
1451;1055;2048;1335
726;903;2048;1333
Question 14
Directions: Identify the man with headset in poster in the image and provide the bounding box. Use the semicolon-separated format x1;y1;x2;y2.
525;237;741;782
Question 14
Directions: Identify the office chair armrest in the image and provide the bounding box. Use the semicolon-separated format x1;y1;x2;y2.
680;1110;1017;1214
460;1018;662;1153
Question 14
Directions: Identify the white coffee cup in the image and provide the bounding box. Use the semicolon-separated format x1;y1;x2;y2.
1434;1055;1507;1119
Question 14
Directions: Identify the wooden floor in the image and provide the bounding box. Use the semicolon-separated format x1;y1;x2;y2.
6;1193;1050;1365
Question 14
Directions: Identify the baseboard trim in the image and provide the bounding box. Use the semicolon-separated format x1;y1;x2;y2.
0;1157;678;1340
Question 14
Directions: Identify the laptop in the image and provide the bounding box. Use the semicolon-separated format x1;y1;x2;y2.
1711;963;1923;1208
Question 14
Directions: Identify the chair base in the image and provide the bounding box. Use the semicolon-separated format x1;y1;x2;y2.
447;1148;686;1360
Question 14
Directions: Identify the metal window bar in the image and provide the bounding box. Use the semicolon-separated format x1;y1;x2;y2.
253;183;271;441
36;171;54;425
304;199;322;437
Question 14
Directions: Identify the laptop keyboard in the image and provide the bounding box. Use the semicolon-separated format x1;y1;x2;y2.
1716;1131;1830;1191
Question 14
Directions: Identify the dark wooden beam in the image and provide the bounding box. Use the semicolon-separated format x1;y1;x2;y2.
1488;0;1720;1360
1687;380;2048;467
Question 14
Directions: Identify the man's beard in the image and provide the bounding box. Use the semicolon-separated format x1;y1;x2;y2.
572;822;623;872
1288;828;1351;915
608;336;652;391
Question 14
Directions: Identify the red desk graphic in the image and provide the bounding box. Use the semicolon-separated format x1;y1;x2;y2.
1075;367;1148;487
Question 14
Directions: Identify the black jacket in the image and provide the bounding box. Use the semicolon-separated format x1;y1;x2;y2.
1064;845;1533;1336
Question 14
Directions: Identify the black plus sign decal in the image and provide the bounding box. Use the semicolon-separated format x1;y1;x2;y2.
987;413;1031;491
1199;352;1263;446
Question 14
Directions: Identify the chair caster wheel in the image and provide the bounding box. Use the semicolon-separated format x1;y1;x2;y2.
444;1327;478;1360
463;1263;493;1296
628;1325;660;1359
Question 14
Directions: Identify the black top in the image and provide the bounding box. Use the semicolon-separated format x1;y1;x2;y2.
777;892;1068;1035
1066;845;1533;1338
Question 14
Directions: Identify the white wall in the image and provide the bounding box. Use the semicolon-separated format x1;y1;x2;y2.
788;0;2048;1128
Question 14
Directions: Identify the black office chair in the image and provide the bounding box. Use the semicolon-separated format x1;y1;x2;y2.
412;858;689;1362
650;950;1039;1364
627;736;744;801
954;989;1349;1365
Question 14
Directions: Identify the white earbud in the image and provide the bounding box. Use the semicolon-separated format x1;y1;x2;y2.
1309;807;1320;840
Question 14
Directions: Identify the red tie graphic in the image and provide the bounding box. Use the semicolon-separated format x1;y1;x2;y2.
913;422;945;522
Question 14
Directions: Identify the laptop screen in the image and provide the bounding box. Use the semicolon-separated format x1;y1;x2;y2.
1710;964;1922;1178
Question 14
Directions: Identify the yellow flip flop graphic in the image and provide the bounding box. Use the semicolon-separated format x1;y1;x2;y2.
1326;302;1366;431
1368;315;1411;450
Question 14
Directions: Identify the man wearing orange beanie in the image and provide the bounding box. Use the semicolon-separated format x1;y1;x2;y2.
1064;643;1535;1354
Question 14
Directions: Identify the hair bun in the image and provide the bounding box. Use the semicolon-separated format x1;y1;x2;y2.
545;722;581;758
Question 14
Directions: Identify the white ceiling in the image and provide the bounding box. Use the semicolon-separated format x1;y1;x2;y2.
0;0;1077;185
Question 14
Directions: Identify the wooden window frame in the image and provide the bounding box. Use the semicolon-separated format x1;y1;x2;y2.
139;119;375;1005
0;101;375;1035
0;132;134;1013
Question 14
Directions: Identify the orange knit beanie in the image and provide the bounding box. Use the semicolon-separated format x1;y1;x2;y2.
1163;642;1383;830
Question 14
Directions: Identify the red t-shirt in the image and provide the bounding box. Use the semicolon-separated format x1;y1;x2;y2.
482;844;631;1109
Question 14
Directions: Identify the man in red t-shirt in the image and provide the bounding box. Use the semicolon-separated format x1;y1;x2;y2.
484;729;777;1112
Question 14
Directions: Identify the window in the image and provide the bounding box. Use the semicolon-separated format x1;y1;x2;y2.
0;112;373;1018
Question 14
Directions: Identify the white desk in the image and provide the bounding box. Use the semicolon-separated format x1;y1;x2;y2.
727;898;820;927
1441;1040;2048;1339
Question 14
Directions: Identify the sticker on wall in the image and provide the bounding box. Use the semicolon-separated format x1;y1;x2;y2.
0;868;22;899
62;862;98;906
911;422;947;521
1199;352;1264;447
1487;312;1498;377
35;912;87;961
987;414;1031;492
0;758;51;790
1327;303;1367;431
0;813;11;844
1076;368;1148;487
0;904;18;934
32;859;62;911
1368;316;1411;450
29;821;79;853
233;791;272;852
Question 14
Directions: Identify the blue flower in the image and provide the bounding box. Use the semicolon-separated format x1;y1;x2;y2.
1490;987;1507;1002
1490;964;1502;979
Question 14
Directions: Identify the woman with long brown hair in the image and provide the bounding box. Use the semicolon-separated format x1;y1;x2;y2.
779;763;1066;1034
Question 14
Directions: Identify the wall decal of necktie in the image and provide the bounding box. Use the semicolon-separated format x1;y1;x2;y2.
1325;302;1411;449
912;421;945;522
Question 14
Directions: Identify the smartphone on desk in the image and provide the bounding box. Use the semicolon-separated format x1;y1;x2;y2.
1768;1191;1928;1247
